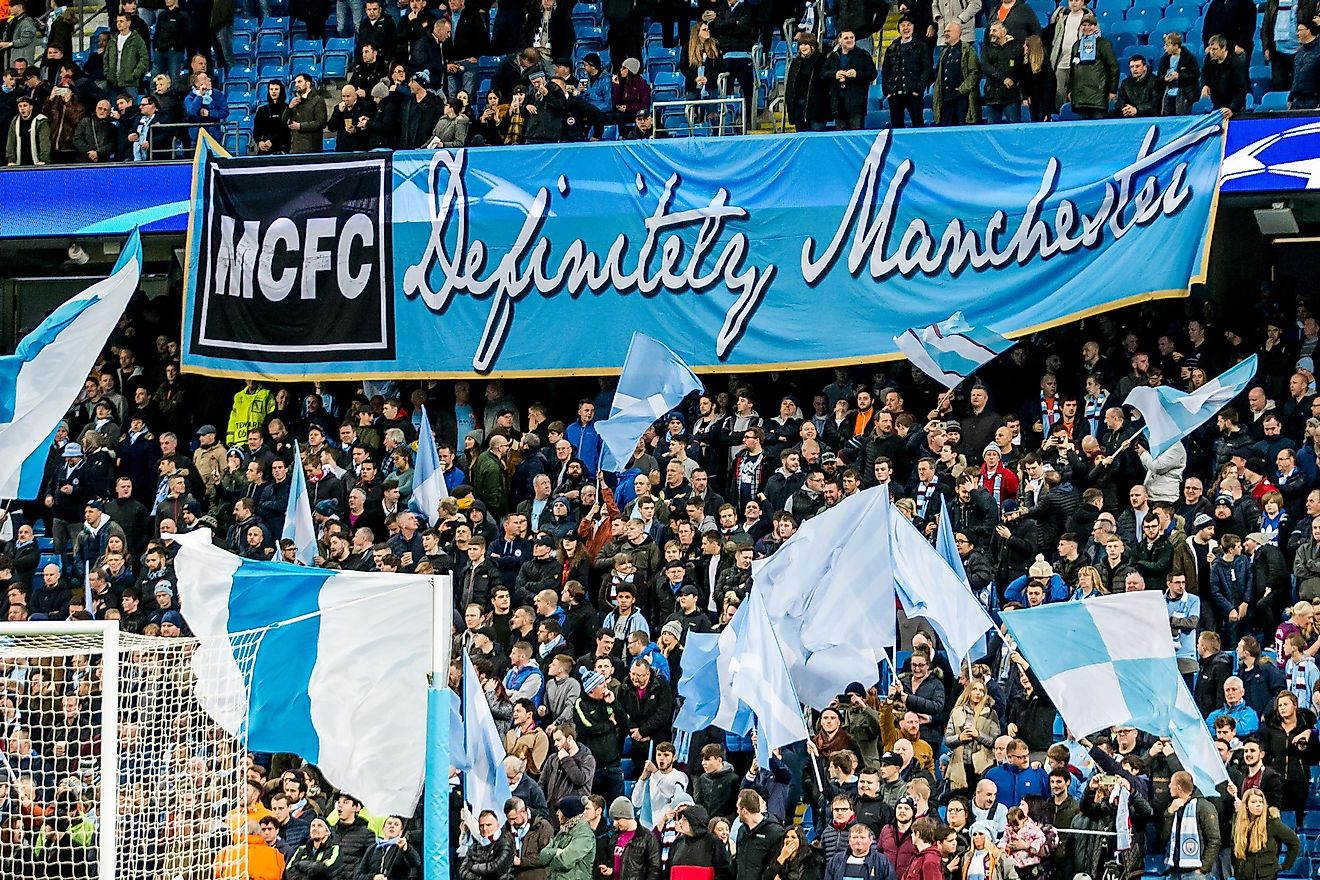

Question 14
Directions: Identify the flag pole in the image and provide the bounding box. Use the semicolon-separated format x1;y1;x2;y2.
424;574;454;879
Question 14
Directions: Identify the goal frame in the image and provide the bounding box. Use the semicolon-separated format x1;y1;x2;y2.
0;620;120;880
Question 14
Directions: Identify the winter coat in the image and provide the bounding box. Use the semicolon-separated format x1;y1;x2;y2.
882;37;931;97
355;838;422;879
539;818;596;880
943;701;1000;791
1210;553;1255;615
880;825;917;877
734;818;785;880
669;820;733;880
539;745;596;807
994;0;1042;45
932;41;981;123
620;825;661;880
981;38;1022;105
1232;814;1300;880
286;91;328;153
1293;538;1320;600
932;0;981;42
823;845;896;880
822;47;877;116
512;816;556;880
72;115;117;161
1067;35;1118;110
284;839;343;880
106;31;151;88
463;831;516;880
473;451;511;517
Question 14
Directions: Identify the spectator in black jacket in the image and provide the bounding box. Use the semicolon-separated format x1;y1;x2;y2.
1202;0;1258;63
823;29;877;130
355;0;397;60
399;70;444;148
883;17;931;127
153;0;190;78
1155;33;1201;114
786;33;830;131
411;18;452;93
328;84;374;151
1201;34;1249;113
1115;54;1161;117
448;0;489;98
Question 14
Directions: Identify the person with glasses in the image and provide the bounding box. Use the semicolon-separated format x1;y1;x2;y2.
473;434;513;518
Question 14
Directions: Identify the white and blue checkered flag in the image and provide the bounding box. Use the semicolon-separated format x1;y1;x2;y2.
893;312;1012;389
1001;591;1227;795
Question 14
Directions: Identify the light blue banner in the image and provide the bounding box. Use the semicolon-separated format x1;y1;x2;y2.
182;116;1225;378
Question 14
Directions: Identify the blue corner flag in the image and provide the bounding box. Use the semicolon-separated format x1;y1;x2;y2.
1125;355;1258;459
283;440;318;565
595;333;702;473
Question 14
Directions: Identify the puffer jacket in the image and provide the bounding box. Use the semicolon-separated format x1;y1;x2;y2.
462;830;516;880
1067;34;1118;110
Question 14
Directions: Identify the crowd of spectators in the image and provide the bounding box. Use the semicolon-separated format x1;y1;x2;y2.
2;0;1319;161
0;276;1319;879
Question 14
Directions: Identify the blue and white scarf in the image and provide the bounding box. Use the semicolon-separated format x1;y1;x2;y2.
1166;799;1201;869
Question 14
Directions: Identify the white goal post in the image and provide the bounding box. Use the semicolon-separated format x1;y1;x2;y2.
0;621;247;880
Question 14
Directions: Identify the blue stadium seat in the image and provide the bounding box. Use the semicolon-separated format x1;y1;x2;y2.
231;36;255;64
292;61;323;81
646;46;680;77
652;84;682;103
225;86;256;112
259;15;292;37
234;16;259;39
602;124;618;140
922;107;934;125
1259;90;1289;111
256;33;289;66
229;64;259;88
73;50;89;66
1057;101;1077;120
259;63;290;83
36;535;53;551
478;54;502;78
324;35;355;56
1111;34;1141;58
291;37;323;56
644;34;666;61
1108;18;1143;38
322;52;350;79
571;2;601;27
1157;14;1196;35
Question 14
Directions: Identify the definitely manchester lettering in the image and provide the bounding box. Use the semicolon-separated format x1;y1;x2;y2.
399;123;1219;373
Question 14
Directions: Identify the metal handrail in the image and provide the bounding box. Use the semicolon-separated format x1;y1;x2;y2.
651;98;747;137
147;120;239;159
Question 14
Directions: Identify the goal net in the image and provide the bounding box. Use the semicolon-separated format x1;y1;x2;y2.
0;622;248;880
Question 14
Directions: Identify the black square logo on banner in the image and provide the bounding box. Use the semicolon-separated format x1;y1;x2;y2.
191;155;393;363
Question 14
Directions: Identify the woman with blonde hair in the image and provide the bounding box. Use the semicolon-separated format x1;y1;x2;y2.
1018;34;1054;121
1231;788;1299;880
944;677;1000;797
962;821;1014;880
680;21;722;100
1071;565;1106;600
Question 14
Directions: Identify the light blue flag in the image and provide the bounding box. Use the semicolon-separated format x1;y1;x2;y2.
935;498;990;662
633;777;653;829
752;486;897;709
674;631;752;734
1002;591;1227;795
892;514;996;670
893;311;1013;390
170;530;433;816
411;406;448;526
714;586;810;765
0;230;143;498
462;649;514;824
596;332;703;473
1125;355;1258;459
283;441;318;565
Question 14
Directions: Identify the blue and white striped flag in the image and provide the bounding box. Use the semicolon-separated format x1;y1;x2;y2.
1125;355;1257;459
0;230;143;499
283;441;318;565
171;530;433;815
411;406;448;526
891;514;996;670
462;649;513;825
894;312;1012;390
1002;591;1227;795
596;333;703;473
